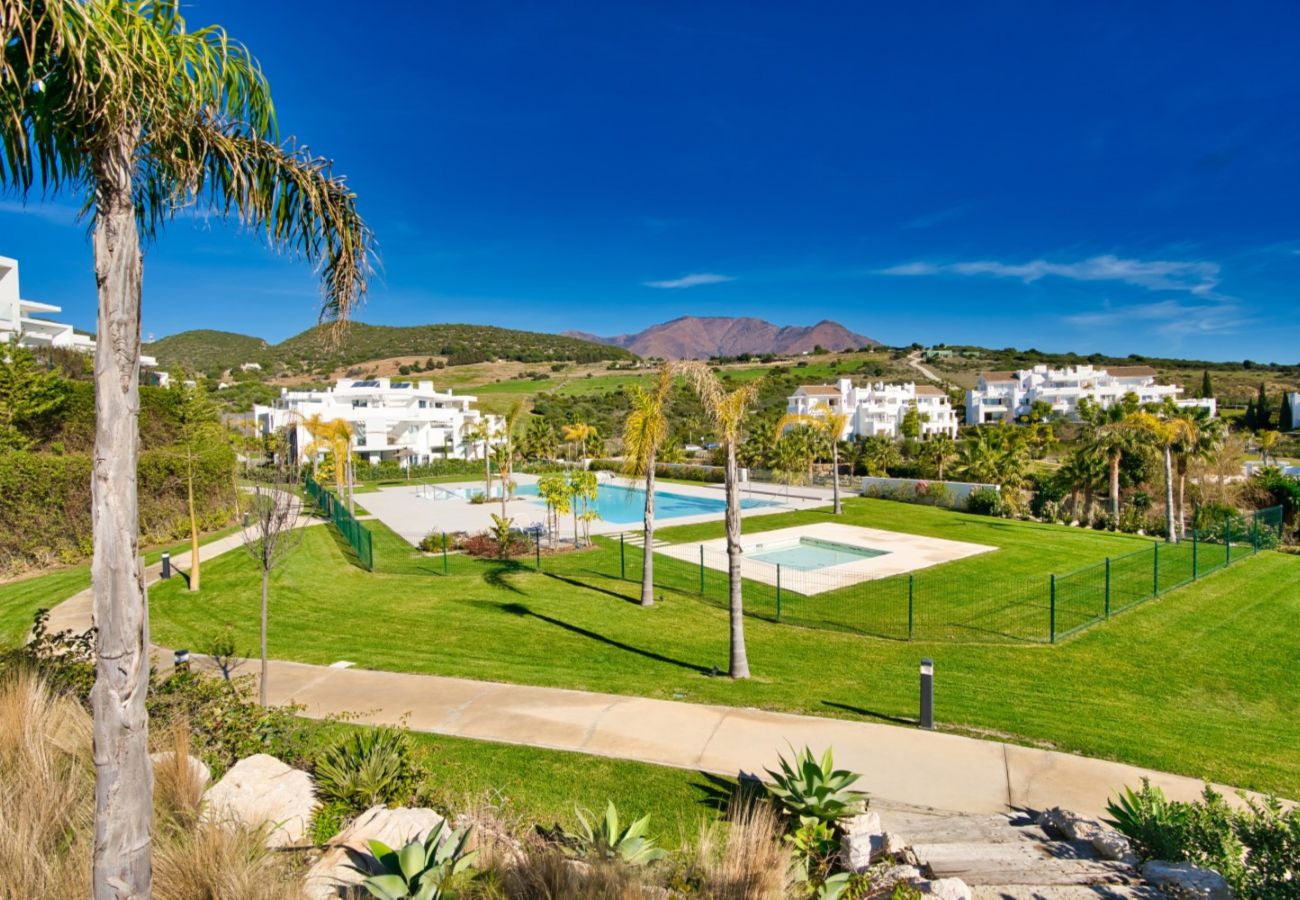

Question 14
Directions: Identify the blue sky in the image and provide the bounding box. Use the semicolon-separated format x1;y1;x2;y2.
3;1;1299;361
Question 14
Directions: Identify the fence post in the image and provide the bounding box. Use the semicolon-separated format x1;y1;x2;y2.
1104;557;1111;619
1049;574;1057;644
907;574;915;640
534;528;541;570
1226;519;1233;566
1192;530;1198;579
775;564;782;622
442;531;449;575
1252;513;1260;554
699;545;705;593
1153;542;1160;597
620;532;626;580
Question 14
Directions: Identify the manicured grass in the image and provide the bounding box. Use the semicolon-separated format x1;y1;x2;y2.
144;498;1300;798
0;523;244;646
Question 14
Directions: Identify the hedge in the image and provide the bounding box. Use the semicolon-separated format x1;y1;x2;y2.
0;447;237;575
588;459;726;484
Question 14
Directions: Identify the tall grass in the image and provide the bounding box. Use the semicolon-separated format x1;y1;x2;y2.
690;798;795;899
0;669;307;900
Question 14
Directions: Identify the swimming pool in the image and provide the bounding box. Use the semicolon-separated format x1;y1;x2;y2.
748;537;887;571
515;482;773;524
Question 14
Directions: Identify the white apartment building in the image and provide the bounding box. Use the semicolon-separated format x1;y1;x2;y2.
254;377;502;466
964;364;1216;425
1;255;160;371
787;378;960;441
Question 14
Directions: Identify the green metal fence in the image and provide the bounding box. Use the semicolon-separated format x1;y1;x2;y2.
304;475;373;571
570;505;1283;645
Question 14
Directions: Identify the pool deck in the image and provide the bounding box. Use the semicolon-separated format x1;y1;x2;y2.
360;474;832;546
658;522;996;595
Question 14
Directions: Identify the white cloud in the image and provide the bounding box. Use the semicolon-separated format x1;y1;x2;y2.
0;199;84;226
642;272;734;289
1065;299;1245;337
880;254;1221;295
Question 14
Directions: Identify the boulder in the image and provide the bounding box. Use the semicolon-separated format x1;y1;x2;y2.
839;811;884;872
1037;807;1104;842
920;876;973;899
203;754;316;848
876;863;924;886
1090;829;1138;864
1141;860;1232;899
150;751;211;790
303;805;445;900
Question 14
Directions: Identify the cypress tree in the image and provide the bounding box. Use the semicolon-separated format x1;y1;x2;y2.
1255;383;1272;429
1281;393;1295;433
1244;398;1257;430
1200;369;1213;399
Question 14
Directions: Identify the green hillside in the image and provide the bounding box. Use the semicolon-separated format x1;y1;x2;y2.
144;329;272;373
145;322;635;378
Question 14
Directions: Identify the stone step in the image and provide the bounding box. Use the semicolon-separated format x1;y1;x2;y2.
922;857;1139;887
915;840;1104;864
883;813;1052;845
973;885;1165;899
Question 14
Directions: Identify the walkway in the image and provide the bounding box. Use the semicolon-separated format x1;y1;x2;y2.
47;519;1258;820
906;350;945;384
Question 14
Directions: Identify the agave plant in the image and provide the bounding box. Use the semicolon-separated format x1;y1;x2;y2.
571;801;667;865
353;820;477;900
766;746;867;827
315;728;417;813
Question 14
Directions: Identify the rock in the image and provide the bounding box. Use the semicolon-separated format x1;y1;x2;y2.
919;876;973;899
150;751;211;790
1037;807;1103;842
1090;829;1137;864
839;811;884;872
304;805;446;900
1141;860;1232;899
877;864;924;886
203;754;316;848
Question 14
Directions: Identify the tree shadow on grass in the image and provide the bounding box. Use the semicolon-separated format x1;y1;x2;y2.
540;571;641;606
499;602;712;674
690;770;768;815
820;700;916;727
482;562;528;595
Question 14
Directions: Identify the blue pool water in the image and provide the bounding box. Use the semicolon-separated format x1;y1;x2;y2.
748;537;886;571
514;482;773;524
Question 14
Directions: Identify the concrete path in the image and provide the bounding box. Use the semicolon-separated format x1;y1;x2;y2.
47;520;1259;821
906;350;945;384
202;655;1248;820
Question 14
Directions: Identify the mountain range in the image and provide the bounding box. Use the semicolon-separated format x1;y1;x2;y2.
564;316;875;359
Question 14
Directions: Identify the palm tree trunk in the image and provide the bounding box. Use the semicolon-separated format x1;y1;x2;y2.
641;451;656;606
1109;453;1121;522
831;442;842;514
90;132;153;900
725;440;750;679
1176;463;1187;539
260;568;270;705
187;462;200;591
1163;445;1177;543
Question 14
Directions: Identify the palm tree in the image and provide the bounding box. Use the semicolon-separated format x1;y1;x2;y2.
771;432;807;497
562;421;595;463
921;433;958;480
1;1;372;891
1171;406;1222;537
860;435;900;477
1091;411;1141;522
1257;429;1281;467
495;399;526;517
522;416;557;461
1056;447;1107;523
462;417;495;495
325;418;356;513
679;362;760;679
621;366;674;606
1129;410;1195;542
777;401;851;513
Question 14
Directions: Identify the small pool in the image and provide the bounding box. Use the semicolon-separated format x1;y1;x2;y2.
748;537;887;571
515;482;774;524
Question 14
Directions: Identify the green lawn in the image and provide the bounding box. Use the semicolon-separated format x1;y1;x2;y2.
145;498;1300;798
0;523;244;646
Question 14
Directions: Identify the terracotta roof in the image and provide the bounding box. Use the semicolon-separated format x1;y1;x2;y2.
980;371;1018;383
1105;366;1157;377
797;385;842;395
914;385;946;396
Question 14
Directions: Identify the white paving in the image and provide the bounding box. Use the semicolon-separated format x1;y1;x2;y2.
658;521;996;595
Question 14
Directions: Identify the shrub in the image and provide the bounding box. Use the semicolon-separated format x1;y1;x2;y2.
965;487;1003;517
1105;779;1300;898
314;727;420;815
458;529;532;559
418;530;449;553
765;746;867;828
566;801;667;866
352;820;478;900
